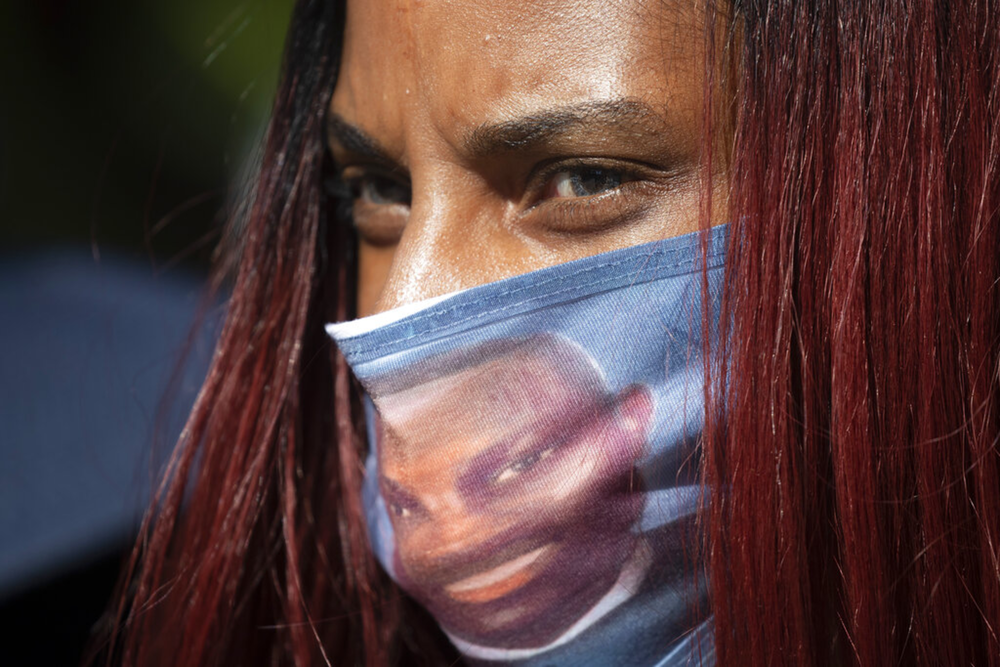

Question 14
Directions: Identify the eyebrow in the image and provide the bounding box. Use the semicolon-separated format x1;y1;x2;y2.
463;99;669;158
326;98;669;165
327;113;394;162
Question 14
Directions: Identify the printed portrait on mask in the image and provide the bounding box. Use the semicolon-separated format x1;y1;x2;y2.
369;334;654;649
329;229;726;664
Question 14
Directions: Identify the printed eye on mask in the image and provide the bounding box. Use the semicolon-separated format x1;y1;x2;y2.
326;226;726;667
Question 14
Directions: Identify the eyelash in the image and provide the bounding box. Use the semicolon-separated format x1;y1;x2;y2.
528;158;640;196
334;158;660;240
527;159;651;225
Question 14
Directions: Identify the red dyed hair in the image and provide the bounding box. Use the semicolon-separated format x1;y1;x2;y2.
708;2;1000;665
95;1;1000;665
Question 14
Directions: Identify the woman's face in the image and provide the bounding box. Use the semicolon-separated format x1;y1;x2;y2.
374;342;653;646
329;0;726;316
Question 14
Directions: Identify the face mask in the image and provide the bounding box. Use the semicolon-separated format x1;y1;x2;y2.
326;225;726;667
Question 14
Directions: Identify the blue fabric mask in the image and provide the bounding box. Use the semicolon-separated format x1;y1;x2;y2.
326;225;725;667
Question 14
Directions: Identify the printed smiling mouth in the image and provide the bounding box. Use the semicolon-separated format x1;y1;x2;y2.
444;544;554;604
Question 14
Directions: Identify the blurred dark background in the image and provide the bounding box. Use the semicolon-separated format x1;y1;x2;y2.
0;1;294;663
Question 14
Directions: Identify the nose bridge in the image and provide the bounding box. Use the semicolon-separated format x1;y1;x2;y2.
424;488;471;533
376;182;466;311
417;487;497;556
374;143;515;313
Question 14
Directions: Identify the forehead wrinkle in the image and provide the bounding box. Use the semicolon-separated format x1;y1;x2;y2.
461;98;670;159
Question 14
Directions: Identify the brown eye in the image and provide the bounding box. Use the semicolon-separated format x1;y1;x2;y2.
340;171;410;246
390;502;412;518
492;446;555;484
352;174;411;206
543;167;629;199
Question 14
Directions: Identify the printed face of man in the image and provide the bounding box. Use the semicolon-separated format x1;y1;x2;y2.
375;337;653;648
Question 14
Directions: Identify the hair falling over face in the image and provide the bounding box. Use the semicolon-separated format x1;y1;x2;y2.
92;1;1000;666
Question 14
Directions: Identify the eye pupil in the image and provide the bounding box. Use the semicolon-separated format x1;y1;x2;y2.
515;452;541;471
493;446;556;485
573;168;621;196
553;168;625;198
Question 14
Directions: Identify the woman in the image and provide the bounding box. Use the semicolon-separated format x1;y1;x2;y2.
101;0;1000;665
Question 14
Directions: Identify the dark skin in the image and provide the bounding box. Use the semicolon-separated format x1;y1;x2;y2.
328;0;728;317
374;343;653;646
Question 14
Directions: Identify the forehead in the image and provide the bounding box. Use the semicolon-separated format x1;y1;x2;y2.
332;0;704;153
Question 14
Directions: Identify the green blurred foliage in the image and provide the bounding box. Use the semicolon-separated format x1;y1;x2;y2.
0;0;295;271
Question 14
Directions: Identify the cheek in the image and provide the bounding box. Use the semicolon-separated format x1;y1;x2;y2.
549;427;644;493
357;242;397;317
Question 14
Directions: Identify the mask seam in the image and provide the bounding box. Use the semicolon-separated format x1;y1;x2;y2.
344;252;723;359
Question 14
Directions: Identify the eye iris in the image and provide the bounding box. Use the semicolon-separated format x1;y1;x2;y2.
512;451;541;473
359;176;411;206
493;446;556;484
554;168;624;198
579;168;623;195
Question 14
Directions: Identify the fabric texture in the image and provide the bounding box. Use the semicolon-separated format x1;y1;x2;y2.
327;225;726;666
